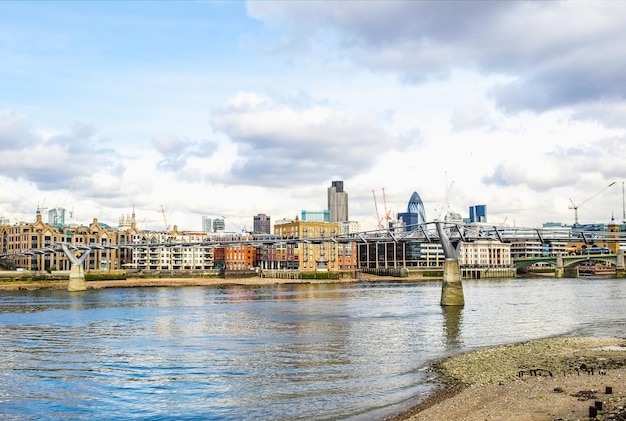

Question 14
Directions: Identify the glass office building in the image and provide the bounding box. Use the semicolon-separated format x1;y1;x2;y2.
397;191;427;232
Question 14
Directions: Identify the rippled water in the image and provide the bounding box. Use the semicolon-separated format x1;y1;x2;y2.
0;278;624;420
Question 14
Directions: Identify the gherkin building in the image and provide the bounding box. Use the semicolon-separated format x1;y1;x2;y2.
398;191;427;232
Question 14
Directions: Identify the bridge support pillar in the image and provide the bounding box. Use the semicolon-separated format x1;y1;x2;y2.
555;255;565;278
441;259;464;306
67;264;87;291
436;222;464;307
617;250;625;278
563;266;579;278
60;244;90;292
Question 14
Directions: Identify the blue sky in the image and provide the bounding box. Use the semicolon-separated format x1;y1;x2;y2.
1;1;625;231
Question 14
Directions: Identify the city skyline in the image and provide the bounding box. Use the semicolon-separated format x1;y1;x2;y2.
25;186;621;234
1;2;626;232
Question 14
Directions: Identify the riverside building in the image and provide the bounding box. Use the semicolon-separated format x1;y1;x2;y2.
125;227;215;271
273;217;357;272
0;210;121;272
359;238;513;278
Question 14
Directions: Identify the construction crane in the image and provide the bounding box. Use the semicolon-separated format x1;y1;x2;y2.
372;190;385;229
382;188;392;228
160;205;170;231
36;199;47;216
568;181;616;225
622;182;626;224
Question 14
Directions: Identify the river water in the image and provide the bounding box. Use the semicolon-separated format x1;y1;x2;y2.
0;277;624;420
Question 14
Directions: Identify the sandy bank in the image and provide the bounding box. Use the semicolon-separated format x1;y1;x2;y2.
391;336;626;421
0;276;400;290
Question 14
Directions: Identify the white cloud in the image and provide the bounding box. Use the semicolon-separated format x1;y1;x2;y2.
209;91;416;186
1;1;626;232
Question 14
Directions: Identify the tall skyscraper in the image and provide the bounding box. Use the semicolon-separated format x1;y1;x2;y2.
202;216;213;233
253;214;271;234
327;180;348;222
469;205;487;223
398;192;427;232
48;207;66;227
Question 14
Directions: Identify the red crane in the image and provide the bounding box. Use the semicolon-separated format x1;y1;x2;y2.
160;205;170;231
382;188;392;228
372;190;385;229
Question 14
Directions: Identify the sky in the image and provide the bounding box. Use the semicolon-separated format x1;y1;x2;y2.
1;1;625;233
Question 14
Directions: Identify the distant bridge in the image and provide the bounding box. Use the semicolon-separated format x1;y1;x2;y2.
513;254;618;269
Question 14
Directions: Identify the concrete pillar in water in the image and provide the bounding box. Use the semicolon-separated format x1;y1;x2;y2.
435;222;464;307
617;249;626;278
68;263;86;292
60;244;90;292
441;258;464;306
555;255;565;278
563;265;579;278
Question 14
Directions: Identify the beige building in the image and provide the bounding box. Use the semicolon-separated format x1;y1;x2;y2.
0;210;216;272
0;211;121;271
274;217;352;272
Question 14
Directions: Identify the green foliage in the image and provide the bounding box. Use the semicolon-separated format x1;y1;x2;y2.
300;272;341;280
422;270;443;277
526;268;554;274
0;258;16;270
85;273;127;281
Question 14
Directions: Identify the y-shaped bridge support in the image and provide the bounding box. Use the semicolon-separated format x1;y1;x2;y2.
436;222;464;306
60;244;91;292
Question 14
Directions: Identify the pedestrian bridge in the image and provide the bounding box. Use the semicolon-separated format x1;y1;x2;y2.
3;221;625;291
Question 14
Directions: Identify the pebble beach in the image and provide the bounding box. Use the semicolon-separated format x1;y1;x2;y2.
391;336;626;421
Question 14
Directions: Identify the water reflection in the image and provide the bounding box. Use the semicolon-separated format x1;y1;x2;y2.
442;305;463;349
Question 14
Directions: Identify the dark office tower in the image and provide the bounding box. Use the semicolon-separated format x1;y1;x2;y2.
253;213;271;234
213;218;225;232
398;191;427;232
328;180;348;222
469;205;487;223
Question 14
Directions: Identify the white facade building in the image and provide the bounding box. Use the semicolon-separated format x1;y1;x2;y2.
338;220;361;235
459;240;512;267
128;231;214;270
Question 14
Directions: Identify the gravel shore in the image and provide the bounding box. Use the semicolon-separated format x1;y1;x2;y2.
391;336;626;421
